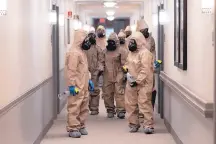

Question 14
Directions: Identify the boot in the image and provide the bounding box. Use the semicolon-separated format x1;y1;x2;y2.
69;130;81;138
117;112;125;119
90;111;99;115
129;125;140;133
144;127;154;134
79;128;88;135
107;112;115;118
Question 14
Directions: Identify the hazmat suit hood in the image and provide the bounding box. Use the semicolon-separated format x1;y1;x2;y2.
96;25;107;50
130;31;147;51
125;26;131;32
71;29;88;50
118;31;126;38
108;32;120;46
136;19;149;31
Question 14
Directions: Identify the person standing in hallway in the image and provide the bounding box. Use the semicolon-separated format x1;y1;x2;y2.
124;26;132;46
123;31;154;134
65;29;94;138
96;25;107;94
85;30;104;115
102;32;128;119
136;19;157;125
118;30;129;54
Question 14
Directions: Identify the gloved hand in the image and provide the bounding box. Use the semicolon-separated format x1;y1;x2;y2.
89;80;94;92
69;86;79;96
130;81;137;87
154;60;162;69
98;70;103;77
122;66;128;74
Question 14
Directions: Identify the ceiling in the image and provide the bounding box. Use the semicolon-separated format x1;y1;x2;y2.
74;0;144;18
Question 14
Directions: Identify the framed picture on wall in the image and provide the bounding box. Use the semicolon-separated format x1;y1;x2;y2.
174;0;187;70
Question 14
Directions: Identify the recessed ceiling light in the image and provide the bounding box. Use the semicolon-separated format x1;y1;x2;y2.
107;16;115;21
104;2;117;7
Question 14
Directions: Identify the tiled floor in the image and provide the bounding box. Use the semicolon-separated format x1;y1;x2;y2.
41;100;176;144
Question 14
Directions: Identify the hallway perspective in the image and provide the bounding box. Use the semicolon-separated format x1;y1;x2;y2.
41;100;176;144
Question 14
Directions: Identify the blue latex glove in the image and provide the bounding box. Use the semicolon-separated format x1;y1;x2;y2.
154;60;162;69
88;80;94;92
69;86;79;96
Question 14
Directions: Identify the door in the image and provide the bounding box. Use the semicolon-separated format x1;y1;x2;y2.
157;4;165;119
51;4;60;115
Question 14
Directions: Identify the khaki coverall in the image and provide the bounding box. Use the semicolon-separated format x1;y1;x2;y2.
65;29;90;131
125;32;154;129
102;32;128;114
136;19;157;123
85;44;104;113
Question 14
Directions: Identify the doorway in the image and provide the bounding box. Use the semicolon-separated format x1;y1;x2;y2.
157;4;165;119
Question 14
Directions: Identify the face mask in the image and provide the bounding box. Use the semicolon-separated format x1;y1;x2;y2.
125;31;132;38
106;40;117;51
81;36;92;50
140;28;149;38
128;39;137;52
88;33;96;45
97;32;105;38
119;38;125;44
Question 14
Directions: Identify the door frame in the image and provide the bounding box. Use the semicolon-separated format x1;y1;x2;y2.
157;3;165;119
52;4;60;116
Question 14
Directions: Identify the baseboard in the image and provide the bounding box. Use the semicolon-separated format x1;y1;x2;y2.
33;118;54;144
164;118;183;144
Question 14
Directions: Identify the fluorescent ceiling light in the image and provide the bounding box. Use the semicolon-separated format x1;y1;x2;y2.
104;2;117;7
107;16;115;21
106;10;115;16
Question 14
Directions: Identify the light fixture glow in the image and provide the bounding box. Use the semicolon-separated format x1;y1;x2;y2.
106;10;115;16
0;0;7;16
83;24;90;32
131;24;137;32
152;14;158;26
49;11;57;24
59;14;65;26
201;0;214;14
104;2;117;7
107;16;115;21
159;10;169;25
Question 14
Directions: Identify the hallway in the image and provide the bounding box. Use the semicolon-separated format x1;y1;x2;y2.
41;100;175;144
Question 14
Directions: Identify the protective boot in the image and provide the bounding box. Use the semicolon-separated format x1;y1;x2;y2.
144;127;154;134
107;112;115;118
129;125;140;133
152;90;157;110
90;111;99;115
79;128;88;135
69;130;82;138
117;112;125;119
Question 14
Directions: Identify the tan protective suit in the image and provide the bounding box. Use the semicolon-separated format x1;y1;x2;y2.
136;19;157;122
85;41;104;113
96;25;107;50
65;29;90;131
125;26;132;48
118;31;129;54
124;32;154;128
136;20;156;60
102;32;128;114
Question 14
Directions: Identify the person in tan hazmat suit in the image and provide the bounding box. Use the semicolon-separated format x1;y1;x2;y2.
123;31;154;134
85;29;104;115
118;30;129;54
102;32;128;119
124;26;132;46
96;25;107;90
136;19;157;125
65;29;95;138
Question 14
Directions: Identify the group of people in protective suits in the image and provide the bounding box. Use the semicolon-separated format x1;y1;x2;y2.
64;19;158;138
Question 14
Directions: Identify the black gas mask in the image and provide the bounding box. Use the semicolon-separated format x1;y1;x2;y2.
106;40;117;51
125;31;132;38
140;28;149;38
119;38;125;45
128;39;137;52
81;36;92;50
88;33;96;45
97;32;105;38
